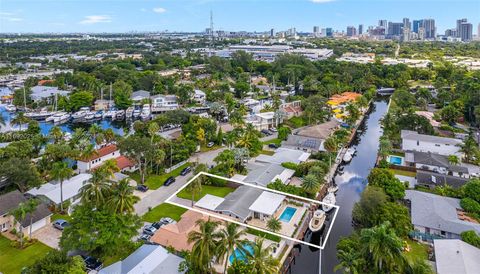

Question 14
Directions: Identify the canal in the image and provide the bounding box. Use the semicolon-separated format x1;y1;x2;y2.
290;98;389;274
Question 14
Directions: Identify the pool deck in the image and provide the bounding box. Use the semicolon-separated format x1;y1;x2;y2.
247;203;307;237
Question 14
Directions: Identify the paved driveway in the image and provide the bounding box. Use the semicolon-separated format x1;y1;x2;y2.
134;147;226;215
33;225;62;249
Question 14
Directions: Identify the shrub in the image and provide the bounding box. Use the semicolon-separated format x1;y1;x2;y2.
461;230;480;248
281;162;298;170
460;198;480;214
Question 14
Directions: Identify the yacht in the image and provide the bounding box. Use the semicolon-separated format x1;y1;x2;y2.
94;111;103;119
115;110;125;120
85;111;96;120
322;192;336;212
25;110;55;120
46;112;69;123
309;210;326;232
342;147;356;163
140;104;151;120
54;112;71;124
103;108;117;119
328;185;339;193
125;107;134;118
72;110;87;119
5;104;16;112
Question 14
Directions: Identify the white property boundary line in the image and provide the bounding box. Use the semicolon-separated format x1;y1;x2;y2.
165;172;339;249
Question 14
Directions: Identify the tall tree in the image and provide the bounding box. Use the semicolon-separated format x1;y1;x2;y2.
50;161;74;212
246;238;279;274
80;169;110;208
10;202;28;248
11;112;31;130
106;179;139;214
302;174;321;195
25;198;39;239
187;219;223;273
266;217;282;233
217;223;247;273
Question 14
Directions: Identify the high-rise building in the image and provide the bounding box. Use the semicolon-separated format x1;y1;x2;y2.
459;22;473;41
445;29;457;37
478;23;480;39
403;18;411;30
379;20;388;29
346;26;357;37
270;28;275;37
313;26;320;34
413;20;422;33
418;27;426;41
402;27;411;42
358;24;364;35
422;19;436;39
456;18;468;37
326;28;333;37
388;22;403;36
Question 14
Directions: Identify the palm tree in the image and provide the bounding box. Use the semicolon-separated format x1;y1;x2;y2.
237;133;253;150
378;137;393;160
106;179;139;214
266;217;282;233
324;136;338;167
49;126;64;144
246;238;279;274
103;128;116;144
147;122;160;144
448;155;460;166
217;223;247;273
78;144;98;170
50;161;74;213
302;174;321;195
10;202;28;248
25;199;39;239
187;218;223;273
359;222;405;273
11;112;30;130
459;135;479;163
186;176;202;207
98;158;120;179
335;249;363;274
80;169;110;208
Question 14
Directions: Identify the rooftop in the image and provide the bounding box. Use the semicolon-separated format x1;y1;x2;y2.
327;92;361;106
98;244;184;274
248;191;285;216
215;186;263;221
81;144;118;162
0;190;51;227
243;162;295;186
255;147;310;165
405;190;480;236
293;119;340;139
195;194;225;211
27;173;92;204
416;170;469;189
434;239;480;274
401;130;463;146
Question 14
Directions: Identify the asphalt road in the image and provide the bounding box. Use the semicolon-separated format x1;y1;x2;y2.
134;147;226;215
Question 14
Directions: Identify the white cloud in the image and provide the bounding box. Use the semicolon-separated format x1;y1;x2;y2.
310;0;336;3
153;7;167;13
79;15;111;25
0;11;23;22
7;17;23;22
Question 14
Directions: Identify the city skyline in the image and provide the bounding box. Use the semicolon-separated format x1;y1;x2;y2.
1;0;479;34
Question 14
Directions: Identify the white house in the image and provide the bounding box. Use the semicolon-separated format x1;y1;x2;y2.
30;86;70;103
245;112;283;131
434;239;480;274
192;89;206;105
77;144;120;172
131;90;151;102
151;94;179;112
27;173;92;206
401;130;463;157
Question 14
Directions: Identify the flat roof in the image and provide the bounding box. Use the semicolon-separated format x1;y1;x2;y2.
249;191;285;216
195;194;225;211
27;173;92;204
434;239;480;274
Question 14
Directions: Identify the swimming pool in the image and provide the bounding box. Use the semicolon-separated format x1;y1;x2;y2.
279;207;297;222
389;155;403;165
229;243;254;263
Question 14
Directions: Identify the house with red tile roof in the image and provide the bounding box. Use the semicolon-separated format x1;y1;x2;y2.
77;144;137;173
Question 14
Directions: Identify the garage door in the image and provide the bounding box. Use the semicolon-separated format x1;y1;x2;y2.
30;218;47;233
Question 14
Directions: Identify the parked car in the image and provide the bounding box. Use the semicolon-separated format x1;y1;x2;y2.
136;184;149;192
151;222;163;229
139;234;152;242
207;142;215;148
269;127;278;132
180;166;192;176
161;217;175;224
261;129;272;136
143;225;158;236
81;255;103;271
164;176;176;186
53;219;69;230
268;143;278;149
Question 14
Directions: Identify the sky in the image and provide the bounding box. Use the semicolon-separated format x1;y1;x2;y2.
1;0;479;34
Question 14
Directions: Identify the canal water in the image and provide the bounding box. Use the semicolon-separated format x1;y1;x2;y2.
290;99;389;274
0;106;127;136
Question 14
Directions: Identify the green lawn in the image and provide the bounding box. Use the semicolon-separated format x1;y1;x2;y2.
200;144;222;152
262;138;282;146
390;169;417;178
51;213;72;222
142;203;188;222
404;239;429;261
177;185;235;202
0;236;52;274
260;150;275;156
245;228;281;243
286;116;307;128
132;163;191;190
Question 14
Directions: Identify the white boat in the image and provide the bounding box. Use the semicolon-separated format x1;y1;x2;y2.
343;148;356;163
63;132;72;141
94;111;103;119
71;110;87;119
328;185;339;193
140;104;151;120
347;147;357;156
322;192;336;212
54;112;71;124
115;110;125;119
85;111;96;120
103;109;116;119
126;107;134;118
5;104;16;112
309;210;326;232
46;111;67;123
133;109;141;118
25;110;55;120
